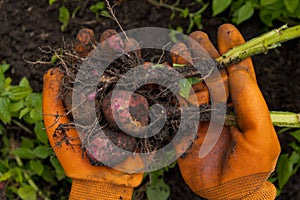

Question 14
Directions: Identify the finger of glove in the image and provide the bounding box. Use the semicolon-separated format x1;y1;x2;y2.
170;42;209;106
170;42;194;65
43;68;144;186
75;28;96;57
42;68;103;175
217;24;256;82
188;31;229;104
217;24;277;145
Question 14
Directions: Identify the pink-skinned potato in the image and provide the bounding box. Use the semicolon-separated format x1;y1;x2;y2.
102;90;149;136
85;128;137;166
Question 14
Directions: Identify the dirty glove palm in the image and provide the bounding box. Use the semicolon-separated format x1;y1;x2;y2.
177;24;281;199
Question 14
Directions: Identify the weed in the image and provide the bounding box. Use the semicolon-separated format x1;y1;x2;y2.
0;62;67;200
269;128;300;196
212;0;300;26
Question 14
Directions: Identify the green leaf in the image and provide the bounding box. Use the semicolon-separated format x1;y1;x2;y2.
212;0;232;16
49;0;56;5
146;170;170;200
11;147;35;159
234;2;254;24
34;146;52;159
0;124;5;135
19;107;30;119
9;100;24;113
276;154;293;189
26;93;42;109
8;86;32;101
100;10;111;18
294;2;300;18
187;17;195;34
178;79;191;98
50;55;58;64
50;156;66;180
5;77;12;88
13;167;23;183
284;0;299;12
290;129;300;143
259;10;274;26
193;14;203;30
30;109;42;122
34;121;48;144
18;185;36;200
90;1;105;13
176;26;183;33
0;170;12;181
260;0;279;6
178;78;201;99
42;165;57;184
1;62;10;73
59;6;70;31
268;176;277;183
181;8;189;18
30;160;44;176
19;77;30;87
289;151;300;164
170;11;176;20
189;77;201;85
21;136;35;149
289;141;300;152
0;67;5;91
23;113;36;124
0;97;11;123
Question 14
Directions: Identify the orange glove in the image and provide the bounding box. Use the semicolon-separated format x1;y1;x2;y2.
176;24;281;199
42;28;143;200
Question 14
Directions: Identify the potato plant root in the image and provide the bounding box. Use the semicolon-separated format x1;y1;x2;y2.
43;34;228;166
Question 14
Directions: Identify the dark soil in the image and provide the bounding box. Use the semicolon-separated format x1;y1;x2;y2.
1;0;300;199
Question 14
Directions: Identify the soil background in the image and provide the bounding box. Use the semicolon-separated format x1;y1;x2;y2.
1;0;300;199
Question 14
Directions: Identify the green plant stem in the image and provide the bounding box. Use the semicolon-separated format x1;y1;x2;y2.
11;119;33;134
146;0;207;17
147;0;183;12
218;25;300;128
216;24;300;67
177;25;300;78
15;156;50;200
224;111;300;128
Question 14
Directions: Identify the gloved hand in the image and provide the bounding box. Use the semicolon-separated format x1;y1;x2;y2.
42;28;143;200
176;24;281;199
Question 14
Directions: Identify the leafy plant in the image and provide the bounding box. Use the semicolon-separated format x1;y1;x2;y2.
145;162;177;200
269;128;300;196
90;1;110;19
0;62;67;200
147;0;208;33
49;1;81;32
58;6;70;32
212;0;300;26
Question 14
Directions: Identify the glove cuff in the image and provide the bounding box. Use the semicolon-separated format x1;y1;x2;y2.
244;181;276;200
195;172;276;200
69;179;134;200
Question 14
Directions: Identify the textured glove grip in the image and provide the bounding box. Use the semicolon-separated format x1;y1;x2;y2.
69;179;134;200
196;172;276;200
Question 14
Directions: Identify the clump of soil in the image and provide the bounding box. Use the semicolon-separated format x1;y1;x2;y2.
47;27;226;167
51;38;189;166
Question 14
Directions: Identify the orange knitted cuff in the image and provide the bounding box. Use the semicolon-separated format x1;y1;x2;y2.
69;179;134;200
196;172;276;200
